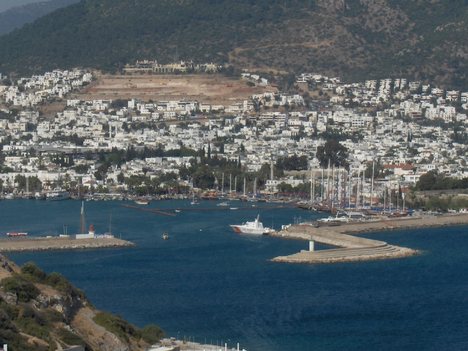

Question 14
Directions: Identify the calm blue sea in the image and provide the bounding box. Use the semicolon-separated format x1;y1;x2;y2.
1;200;468;351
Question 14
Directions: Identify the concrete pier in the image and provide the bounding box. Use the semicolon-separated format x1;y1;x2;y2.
271;213;468;264
0;236;134;253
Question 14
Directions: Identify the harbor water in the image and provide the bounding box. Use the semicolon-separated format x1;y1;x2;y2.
2;200;468;351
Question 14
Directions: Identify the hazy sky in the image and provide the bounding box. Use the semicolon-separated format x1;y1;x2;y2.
0;0;45;13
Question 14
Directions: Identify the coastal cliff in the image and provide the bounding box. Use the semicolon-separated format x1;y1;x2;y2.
0;255;163;351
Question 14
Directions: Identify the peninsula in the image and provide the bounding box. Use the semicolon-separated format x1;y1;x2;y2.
271;213;468;264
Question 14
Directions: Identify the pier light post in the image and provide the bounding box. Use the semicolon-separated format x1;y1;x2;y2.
309;240;315;252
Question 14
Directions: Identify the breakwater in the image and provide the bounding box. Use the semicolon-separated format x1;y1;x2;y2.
271;213;468;264
0;236;134;253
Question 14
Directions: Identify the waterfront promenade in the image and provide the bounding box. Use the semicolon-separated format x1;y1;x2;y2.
0;236;134;253
271;213;468;264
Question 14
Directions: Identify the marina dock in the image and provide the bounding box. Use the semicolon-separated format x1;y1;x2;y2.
0;236;134;253
271;213;468;264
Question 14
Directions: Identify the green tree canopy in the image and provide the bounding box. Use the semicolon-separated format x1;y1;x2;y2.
316;139;349;169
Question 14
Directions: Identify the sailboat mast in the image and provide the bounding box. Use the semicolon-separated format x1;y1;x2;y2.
327;159;331;203
321;168;324;201
355;170;360;210
362;168;365;208
221;173;224;195
348;169;352;209
311;169;315;203
80;201;86;234
370;161;375;208
383;187;387;213
331;165;335;210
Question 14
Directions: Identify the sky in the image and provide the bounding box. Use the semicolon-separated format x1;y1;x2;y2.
0;0;45;13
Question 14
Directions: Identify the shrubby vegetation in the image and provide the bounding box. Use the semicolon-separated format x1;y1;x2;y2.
0;262;164;349
93;312;164;344
1;276;40;303
0;0;465;86
0;0;316;74
415;172;468;191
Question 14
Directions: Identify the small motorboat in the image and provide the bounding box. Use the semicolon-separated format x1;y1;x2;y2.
162;232;169;240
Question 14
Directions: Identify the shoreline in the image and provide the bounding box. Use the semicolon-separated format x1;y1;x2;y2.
270;213;468;264
0;236;135;253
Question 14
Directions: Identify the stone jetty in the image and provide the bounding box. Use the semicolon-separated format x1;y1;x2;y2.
271;213;468;264
0;236;134;253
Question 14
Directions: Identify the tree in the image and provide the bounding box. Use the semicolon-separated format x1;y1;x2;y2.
74;164;90;174
364;160;384;179
141;324;165;344
316;139;349;169
111;99;128;109
94;163;110;181
276;155;308;171
117;172;125;184
277;182;293;193
192;165;215;189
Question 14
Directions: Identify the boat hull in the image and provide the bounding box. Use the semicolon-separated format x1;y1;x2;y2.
229;225;265;235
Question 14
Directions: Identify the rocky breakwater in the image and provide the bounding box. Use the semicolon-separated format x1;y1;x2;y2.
0;236;135;253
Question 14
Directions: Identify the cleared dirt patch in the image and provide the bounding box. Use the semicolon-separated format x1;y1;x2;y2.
75;74;276;105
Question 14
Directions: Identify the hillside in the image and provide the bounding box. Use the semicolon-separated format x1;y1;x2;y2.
0;0;466;87
0;0;80;35
0;256;163;351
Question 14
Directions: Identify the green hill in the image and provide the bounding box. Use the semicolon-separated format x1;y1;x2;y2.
0;0;466;87
0;0;80;35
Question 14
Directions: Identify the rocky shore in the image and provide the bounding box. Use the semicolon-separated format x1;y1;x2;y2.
271;213;468;264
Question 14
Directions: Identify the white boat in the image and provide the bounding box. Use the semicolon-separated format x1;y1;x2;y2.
317;216;349;223
46;190;70;201
229;215;274;235
135;198;150;205
162;232;169;240
217;201;230;207
6;232;28;237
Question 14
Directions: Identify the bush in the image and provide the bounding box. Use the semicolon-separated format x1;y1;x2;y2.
141;324;165;344
93;312;140;342
45;273;86;301
45;273;71;291
21;262;47;282
42;309;64;324
1;276;40;303
57;328;87;347
15;306;50;340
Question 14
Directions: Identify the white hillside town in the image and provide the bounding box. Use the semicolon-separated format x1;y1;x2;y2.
0;67;466;210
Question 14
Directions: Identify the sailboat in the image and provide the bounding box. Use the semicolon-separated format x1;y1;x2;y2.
103;213;115;238
190;192;199;205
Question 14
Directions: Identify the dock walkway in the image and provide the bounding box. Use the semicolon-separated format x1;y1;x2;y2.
271;213;468;264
